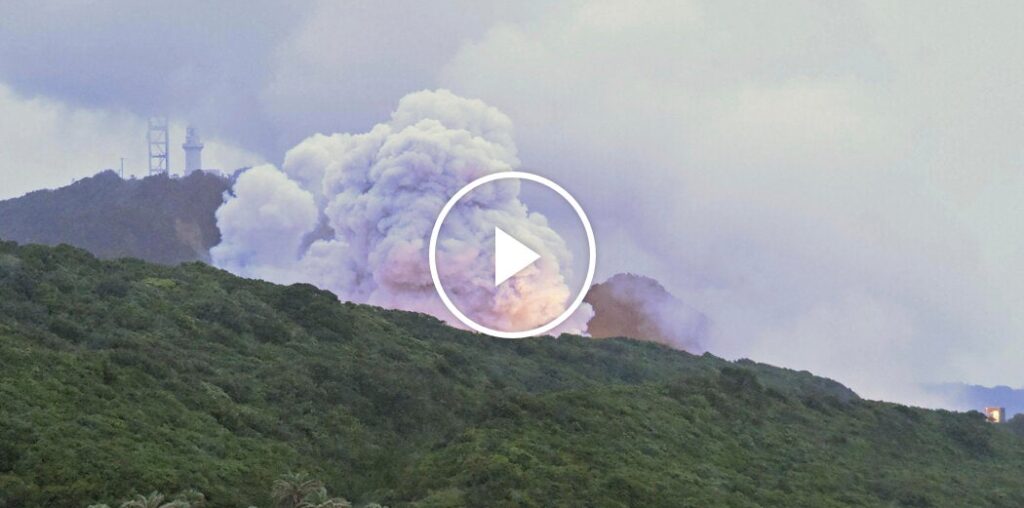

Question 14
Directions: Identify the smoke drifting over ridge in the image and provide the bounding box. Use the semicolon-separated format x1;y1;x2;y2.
585;273;707;352
212;90;590;333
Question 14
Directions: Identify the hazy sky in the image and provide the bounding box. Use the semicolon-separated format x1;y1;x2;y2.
0;0;1022;403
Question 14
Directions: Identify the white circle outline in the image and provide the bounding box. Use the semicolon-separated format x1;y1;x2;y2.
429;171;597;339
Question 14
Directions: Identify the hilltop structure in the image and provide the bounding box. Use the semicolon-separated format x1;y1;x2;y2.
183;126;205;175
985;406;1006;423
147;116;170;176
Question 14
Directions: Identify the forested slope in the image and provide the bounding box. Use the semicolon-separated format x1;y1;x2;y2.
0;242;1022;507
0;171;228;265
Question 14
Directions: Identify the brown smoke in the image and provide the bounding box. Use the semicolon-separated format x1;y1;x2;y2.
584;273;707;352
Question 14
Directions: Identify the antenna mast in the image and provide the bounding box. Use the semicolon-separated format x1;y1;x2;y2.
147;116;169;176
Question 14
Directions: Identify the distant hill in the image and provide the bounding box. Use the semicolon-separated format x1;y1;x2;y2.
924;383;1024;418
0;170;229;265
1;241;1024;507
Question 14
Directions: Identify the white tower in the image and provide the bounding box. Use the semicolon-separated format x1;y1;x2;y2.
183;126;204;175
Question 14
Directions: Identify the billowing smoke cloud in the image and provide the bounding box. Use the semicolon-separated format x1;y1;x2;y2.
9;1;1024;407
212;89;590;333
585;273;707;352
437;1;1024;405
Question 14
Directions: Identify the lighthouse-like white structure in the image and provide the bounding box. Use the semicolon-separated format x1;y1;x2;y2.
183;126;204;175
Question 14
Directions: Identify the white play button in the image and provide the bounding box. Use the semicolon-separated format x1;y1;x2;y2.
429;171;596;339
494;227;541;286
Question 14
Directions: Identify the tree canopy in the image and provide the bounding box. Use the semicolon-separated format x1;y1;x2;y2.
1;241;1022;507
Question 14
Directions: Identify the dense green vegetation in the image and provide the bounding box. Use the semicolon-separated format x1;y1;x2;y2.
86;472;352;508
1;241;1023;507
0;171;228;265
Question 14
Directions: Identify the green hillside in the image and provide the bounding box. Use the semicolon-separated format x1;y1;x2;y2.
0;171;228;265
1;241;1023;507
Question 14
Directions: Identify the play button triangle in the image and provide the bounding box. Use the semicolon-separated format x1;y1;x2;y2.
494;226;541;286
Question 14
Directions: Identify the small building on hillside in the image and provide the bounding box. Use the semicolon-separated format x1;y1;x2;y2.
984;406;1006;423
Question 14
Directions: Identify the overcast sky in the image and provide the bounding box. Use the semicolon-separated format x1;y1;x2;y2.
0;0;1022;404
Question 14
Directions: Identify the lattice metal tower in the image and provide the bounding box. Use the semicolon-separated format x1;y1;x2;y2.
147;116;170;176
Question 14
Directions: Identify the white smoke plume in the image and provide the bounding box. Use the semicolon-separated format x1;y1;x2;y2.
212;89;591;333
